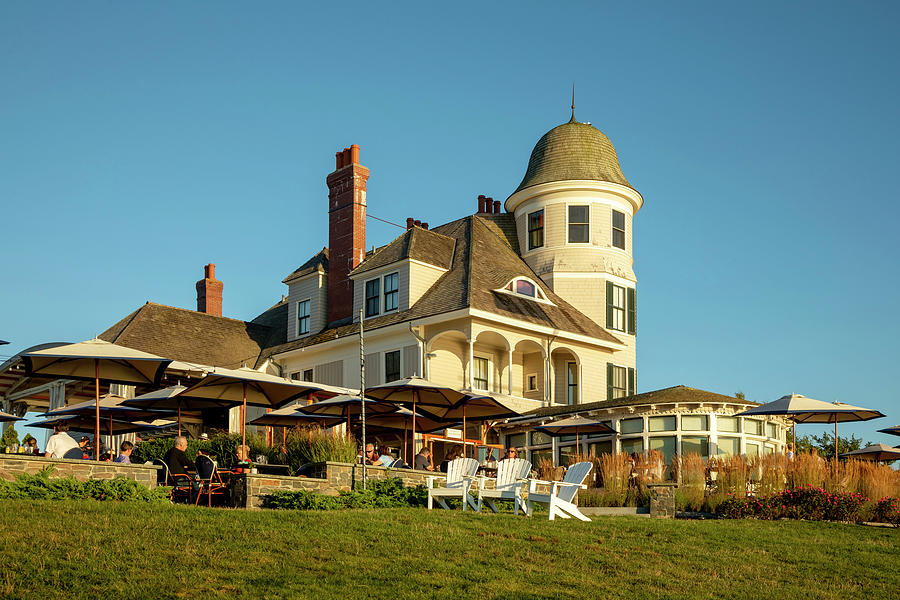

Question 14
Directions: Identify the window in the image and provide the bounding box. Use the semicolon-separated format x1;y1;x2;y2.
648;416;676;432
527;210;544;250
506;433;526;449
681;436;709;457
365;278;380;317
473;356;489;390
682;415;709;431
745;442;760;457
296;299;310;336
588;440;613;457
384;350;401;383
531;430;552;446
620;417;643;434
302;369;314;382
607;364;635;399
383;272;399;312
649;436;677;465
620;438;644;455
745;419;764;436
717;416;740;433
558;444;580;467
526;374;538;392
566;362;578;405
606;283;636;335
607;284;626;332
612;209;626;249
766;422;777;439
568;205;589;243
501;277;547;301
717;437;740;456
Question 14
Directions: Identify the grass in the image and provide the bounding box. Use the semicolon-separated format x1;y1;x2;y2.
3;501;898;599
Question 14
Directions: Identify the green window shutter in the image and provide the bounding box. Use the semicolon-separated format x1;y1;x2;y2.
607;363;614;400
606;281;614;328
628;368;635;396
627;288;636;335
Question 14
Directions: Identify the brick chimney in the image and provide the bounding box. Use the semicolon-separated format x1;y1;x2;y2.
326;144;369;324
196;263;223;316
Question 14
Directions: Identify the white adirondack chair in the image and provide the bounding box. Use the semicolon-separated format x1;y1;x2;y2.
526;461;593;521
426;457;480;511
477;457;531;514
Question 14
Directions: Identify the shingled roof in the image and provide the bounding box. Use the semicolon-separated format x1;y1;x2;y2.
261;213;623;361
99;302;279;369
350;226;455;276
515;385;759;420
283;247;328;283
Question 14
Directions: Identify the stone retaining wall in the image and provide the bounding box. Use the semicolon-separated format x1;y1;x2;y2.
0;454;159;488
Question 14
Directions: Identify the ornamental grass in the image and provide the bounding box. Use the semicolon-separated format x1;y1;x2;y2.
284;427;358;471
598;451;630;506
673;452;705;511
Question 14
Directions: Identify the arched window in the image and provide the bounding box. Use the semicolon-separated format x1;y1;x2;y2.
498;277;549;302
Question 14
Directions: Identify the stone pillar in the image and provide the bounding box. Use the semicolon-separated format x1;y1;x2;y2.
648;483;676;518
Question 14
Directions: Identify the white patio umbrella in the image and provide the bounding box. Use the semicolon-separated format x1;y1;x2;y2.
737;393;885;459
22;339;172;459
877;425;900;438
0;411;24;423
535;416;616;447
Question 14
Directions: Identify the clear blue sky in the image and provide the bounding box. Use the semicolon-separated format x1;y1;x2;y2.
2;2;898;446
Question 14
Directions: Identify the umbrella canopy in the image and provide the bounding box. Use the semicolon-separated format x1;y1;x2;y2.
300;395;398;418
248;406;343;428
0;411;24;423
415;393;524;422
174;367;346;448
839;443;900;462
359;406;453;435
877;425;900;438
737;393;885;423
21;339;171;386
737;393;885;458
21;339;172;459
534;416;616;437
366;376;468;410
42;393;173;421
30;414;173;435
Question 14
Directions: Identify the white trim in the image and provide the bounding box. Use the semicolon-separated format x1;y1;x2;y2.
505;179;644;214
548;271;636;287
283;268;323;285
469;308;626;350
494;276;554;305
408;258;449;273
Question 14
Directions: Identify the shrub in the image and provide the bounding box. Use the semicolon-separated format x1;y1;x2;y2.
1;424;19;448
715;485;870;522
263;477;426;510
0;466;169;503
872;497;900;526
131;432;271;470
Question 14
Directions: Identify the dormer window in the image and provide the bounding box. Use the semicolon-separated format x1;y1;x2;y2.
498;277;550;303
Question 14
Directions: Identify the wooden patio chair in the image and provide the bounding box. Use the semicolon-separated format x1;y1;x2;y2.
426;457;480;511
526;461;593;521
477;457;531;515
195;455;228;507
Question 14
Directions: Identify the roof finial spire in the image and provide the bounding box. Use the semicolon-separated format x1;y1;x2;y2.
569;82;577;123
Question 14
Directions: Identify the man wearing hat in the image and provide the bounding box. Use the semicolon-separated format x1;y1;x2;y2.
62;436;90;460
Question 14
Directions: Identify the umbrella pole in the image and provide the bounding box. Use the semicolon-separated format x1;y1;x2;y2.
178;404;182;437
241;381;247;451
835;420;838;461
109;414;114;458
94;359;100;461
463;404;467;458
404;420;408;464
412;391;417;458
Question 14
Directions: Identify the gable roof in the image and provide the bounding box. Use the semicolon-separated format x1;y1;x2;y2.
515;385;758;420
350;226;456;276
283;248;328;283
99;302;278;369
262;213;623;360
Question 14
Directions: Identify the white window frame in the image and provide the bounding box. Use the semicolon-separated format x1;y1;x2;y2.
526;373;538;392
609;284;626;332
610;364;628;399
364;278;381;318
566;204;591;244
296;299;311;336
473;354;491;391
495;277;553;305
383;272;399;313
611;209;626;250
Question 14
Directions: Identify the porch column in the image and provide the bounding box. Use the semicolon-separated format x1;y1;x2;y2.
507;349;514;395
468;339;474;390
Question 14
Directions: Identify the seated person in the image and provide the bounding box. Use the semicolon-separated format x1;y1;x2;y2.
373;445;396;467
25;437;39;455
45;424;79;459
98;452;113;462
195;448;216;480
115;441;134;464
414;446;433;471
439;446;464;473
62;436;91;460
235;444;252;470
163;436;196;478
364;443;378;465
504;446;519;461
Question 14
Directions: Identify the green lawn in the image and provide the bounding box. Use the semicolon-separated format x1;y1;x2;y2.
3;501;897;599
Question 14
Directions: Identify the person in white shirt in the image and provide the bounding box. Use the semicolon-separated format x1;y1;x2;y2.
44;424;79;459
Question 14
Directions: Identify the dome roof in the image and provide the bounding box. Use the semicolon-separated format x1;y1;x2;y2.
512;118;633;194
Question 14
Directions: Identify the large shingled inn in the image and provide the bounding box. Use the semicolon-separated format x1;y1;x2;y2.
1;114;787;469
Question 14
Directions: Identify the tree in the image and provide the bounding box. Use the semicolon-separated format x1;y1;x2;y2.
735;391;746;401
790;432;866;461
1;424;20;448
